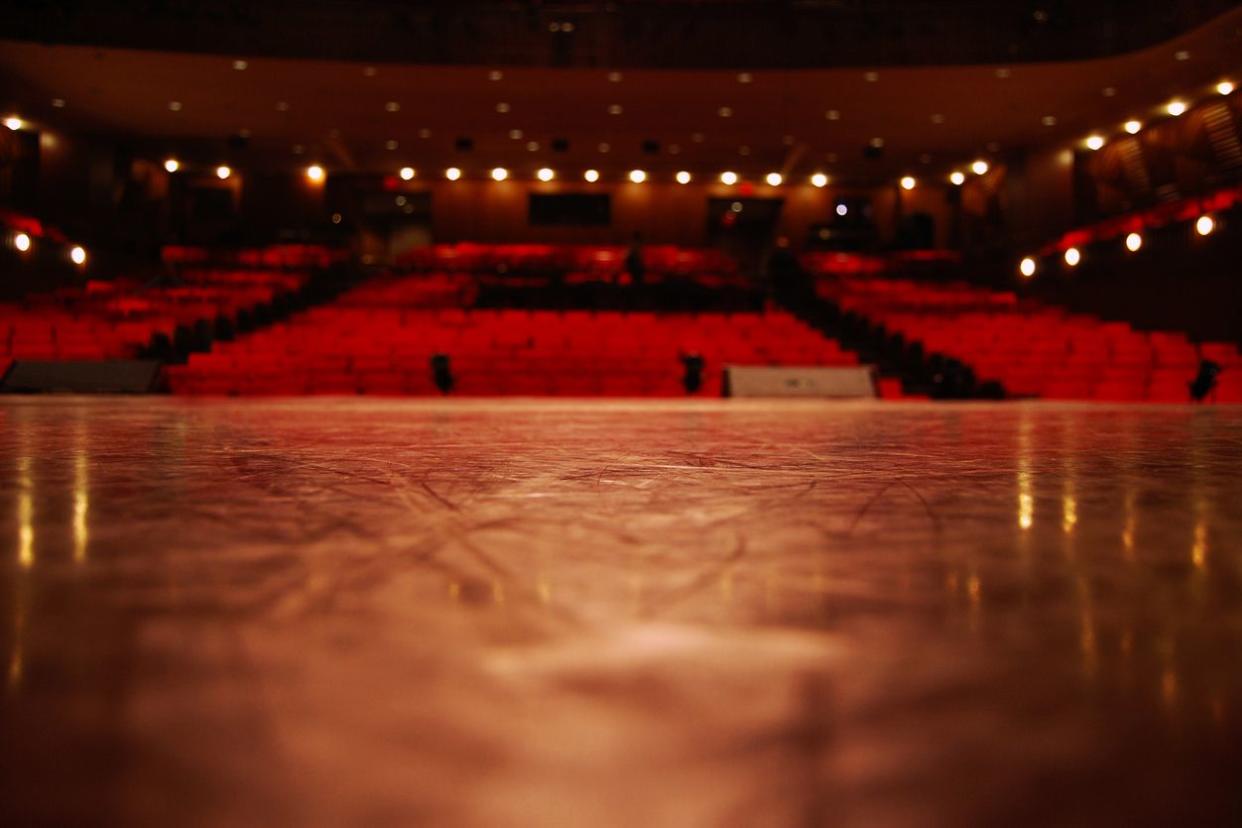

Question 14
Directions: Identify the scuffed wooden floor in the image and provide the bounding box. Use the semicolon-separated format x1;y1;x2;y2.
2;398;1241;826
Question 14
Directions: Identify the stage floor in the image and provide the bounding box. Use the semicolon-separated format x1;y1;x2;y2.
2;397;1242;826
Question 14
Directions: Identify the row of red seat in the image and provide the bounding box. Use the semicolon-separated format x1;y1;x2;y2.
167;272;862;396
161;243;346;269
396;243;741;281
811;272;1242;403
1;266;308;360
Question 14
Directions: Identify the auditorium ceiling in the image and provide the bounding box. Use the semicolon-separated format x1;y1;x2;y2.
1;5;1241;186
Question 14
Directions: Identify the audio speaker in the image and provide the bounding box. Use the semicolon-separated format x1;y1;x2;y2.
724;365;876;398
1;360;163;393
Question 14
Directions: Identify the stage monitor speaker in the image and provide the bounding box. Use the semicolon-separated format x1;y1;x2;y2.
724;365;876;398
1;360;163;393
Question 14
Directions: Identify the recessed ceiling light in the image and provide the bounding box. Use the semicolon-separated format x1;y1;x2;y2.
215;165;232;180
418;128;431;138
864;71;879;82
995;67;1011;78
738;145;750;156
306;164;325;182
949;171;965;185
14;232;31;252
491;167;508;181
4;116;22;131
292;144;305;155
598;142;611;153
900;176;916;190
496;102;510;113
168;101;182;111
163;158;180;173
233;59;248;70
386;139;399;150
1042;115;1057;126
1102;86;1116;97
385;101;400;112
717;106;733;117
1175;50;1190;61
70;245;87;266
737;72;752;83
536;167;554;182
691;132;705;142
971;159;989;175
869;137;884;148
607;71;622;82
765;172;783;186
526;141;539;152
275;101;290;112
1167;100;1187;117
363;66;377;77
509;129;523;140
931;113;945;124
1217;80;1235;95
608;104;623;115
1085;134;1105;150
1196;214;1215;236
51;98;65;108
445;167;462;180
488;70;503;81
825;109;841;120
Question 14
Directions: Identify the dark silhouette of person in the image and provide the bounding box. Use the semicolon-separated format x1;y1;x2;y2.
624;232;646;286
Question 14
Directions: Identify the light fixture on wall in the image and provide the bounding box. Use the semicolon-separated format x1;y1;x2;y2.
1125;232;1143;252
719;171;738;185
811;173;829;187
70;245;87;266
1063;247;1081;267
445;167;462;181
163;158;180;173
583;169;600;182
399;166;415;181
628;169;647;183
1019;257;1036;278
900;176;916;190
765;172;783;186
536;167;555;182
676;171;692;184
215;165;232;180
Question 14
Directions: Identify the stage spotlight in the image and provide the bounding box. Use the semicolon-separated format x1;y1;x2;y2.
1086;135;1105;150
676;171;691;184
491;167;508;181
971;159;989;175
445;167;462;181
14;232;31;253
1196;214;1215;236
949;171;966;185
900;176;916;190
1124;120;1142;134
628;169;647;183
1167;100;1187;117
305;164;325;182
583;169;600;182
536;167;555;182
1218;81;1235;96
720;171;738;185
70;245;87;266
4;116;22;131
811;172;828;187
215;165;232;180
399;166;415;181
1064;247;1081;267
765;172;783;186
1019;257;1036;278
163;158;180;173
1125;232;1143;252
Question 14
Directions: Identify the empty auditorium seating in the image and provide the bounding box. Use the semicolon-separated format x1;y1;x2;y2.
166;273;859;396
811;272;1235;403
397;243;746;288
1;262;310;362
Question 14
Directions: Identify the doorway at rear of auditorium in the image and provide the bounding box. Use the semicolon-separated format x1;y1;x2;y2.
361;190;433;265
707;197;784;280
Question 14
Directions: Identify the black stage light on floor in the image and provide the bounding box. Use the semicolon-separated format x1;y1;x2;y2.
681;353;704;393
431;354;454;394
1190;360;1222;402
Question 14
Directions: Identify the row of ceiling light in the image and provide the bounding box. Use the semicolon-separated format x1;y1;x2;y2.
7;231;88;265
162;159;843;187
1078;80;1233;152
1017;215;1218;279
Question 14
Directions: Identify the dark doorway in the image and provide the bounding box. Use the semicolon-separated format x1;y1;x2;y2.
707;197;784;276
